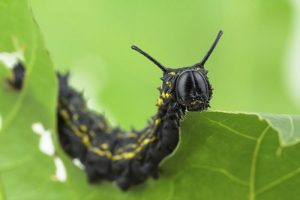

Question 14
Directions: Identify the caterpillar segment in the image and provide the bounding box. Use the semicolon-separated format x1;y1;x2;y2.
57;72;186;190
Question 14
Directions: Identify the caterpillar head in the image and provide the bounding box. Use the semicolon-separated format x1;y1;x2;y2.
132;30;223;111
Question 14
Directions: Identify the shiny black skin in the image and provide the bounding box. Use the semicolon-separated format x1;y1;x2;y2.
132;30;222;112
175;68;212;111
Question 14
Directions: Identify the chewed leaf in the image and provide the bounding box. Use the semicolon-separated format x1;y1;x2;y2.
0;1;70;199
53;156;67;183
0;50;24;69
32;122;55;156
32;122;68;182
73;158;85;170
169;112;300;200
260;114;300;146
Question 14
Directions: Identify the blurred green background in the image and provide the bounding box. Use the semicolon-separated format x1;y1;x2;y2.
30;0;300;129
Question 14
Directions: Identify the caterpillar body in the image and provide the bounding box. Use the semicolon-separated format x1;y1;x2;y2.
6;62;25;90
6;31;223;190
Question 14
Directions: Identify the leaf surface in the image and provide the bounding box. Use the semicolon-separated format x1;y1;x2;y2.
0;1;300;200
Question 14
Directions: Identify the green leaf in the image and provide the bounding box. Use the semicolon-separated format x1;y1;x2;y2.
1;1;300;200
30;0;299;122
0;1;71;199
0;178;4;200
259;114;300;146
176;112;300;200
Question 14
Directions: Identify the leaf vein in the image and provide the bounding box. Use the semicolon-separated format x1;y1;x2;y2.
249;125;270;200
202;116;257;141
256;167;300;196
195;165;249;186
288;115;295;139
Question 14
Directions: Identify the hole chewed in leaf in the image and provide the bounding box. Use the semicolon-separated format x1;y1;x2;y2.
0;50;24;69
31;122;67;183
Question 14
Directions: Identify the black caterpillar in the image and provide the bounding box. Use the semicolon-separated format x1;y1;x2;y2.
6;62;25;90
6;31;223;190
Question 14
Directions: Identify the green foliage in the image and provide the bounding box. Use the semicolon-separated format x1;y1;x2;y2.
30;0;299;130
0;1;300;200
178;112;300;200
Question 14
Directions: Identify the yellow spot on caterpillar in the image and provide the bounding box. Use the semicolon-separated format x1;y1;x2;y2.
72;114;79;121
155;118;161;126
112;154;122;160
122;152;136;159
80;125;88;132
130;137;156;157
157;98;163;106
91;147;112;158
115;143;138;153
101;143;109;149
137;128;152;143
60;110;83;138
91;133;157;161
60;110;69;120
166;81;171;87
161;92;170;99
92;148;106;156
68;124;82;137
168;71;176;75
142;138;155;146
82;135;90;146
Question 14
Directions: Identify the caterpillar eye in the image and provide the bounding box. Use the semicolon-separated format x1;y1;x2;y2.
175;70;211;111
